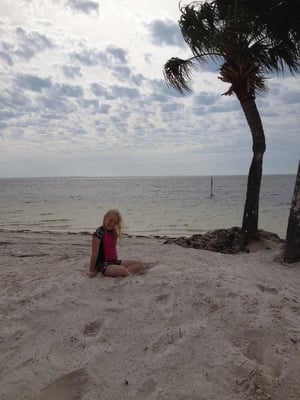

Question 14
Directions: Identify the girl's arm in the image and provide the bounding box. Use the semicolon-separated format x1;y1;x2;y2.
89;236;100;277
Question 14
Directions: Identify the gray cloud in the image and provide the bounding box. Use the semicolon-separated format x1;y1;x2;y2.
0;121;8;130
71;45;128;67
70;48;103;66
112;66;132;81
112;67;146;87
281;89;300;104
90;83;106;97
0;110;16;119
0;26;54;66
110;85;140;99
148;92;168;103
209;101;240;113
15;27;53;57
79;99;99;109
131;73;145;86
90;82;140;100
72;126;88;135
34;94;75;114
0;50;13;66
62;65;82;79
15;74;52;92
40;113;64;121
66;0;99;14
149;78;183;99
194;92;219;106
0;89;31;110
160;102;181;113
98;104;111;114
53;83;84;98
106;46;128;64
148;19;185;48
16;28;53;61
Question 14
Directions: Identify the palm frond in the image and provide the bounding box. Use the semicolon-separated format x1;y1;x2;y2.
179;2;222;59
164;0;300;96
163;57;194;94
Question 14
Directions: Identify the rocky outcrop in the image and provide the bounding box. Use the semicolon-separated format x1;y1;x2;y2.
164;226;282;254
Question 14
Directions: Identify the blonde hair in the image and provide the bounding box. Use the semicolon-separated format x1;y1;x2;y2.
103;209;123;238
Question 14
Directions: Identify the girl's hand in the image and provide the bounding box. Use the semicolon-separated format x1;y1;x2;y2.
88;270;97;278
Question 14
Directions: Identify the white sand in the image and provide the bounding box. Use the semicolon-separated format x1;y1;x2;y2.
0;230;300;400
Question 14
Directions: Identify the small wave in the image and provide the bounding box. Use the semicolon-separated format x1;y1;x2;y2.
39;212;54;216
0;209;24;214
40;219;69;222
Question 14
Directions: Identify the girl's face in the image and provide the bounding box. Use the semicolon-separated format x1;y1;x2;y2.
104;214;119;231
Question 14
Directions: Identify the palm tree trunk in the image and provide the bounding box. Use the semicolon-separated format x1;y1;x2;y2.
238;95;266;245
284;161;300;263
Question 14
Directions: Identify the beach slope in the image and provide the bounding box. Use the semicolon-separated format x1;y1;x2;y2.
0;230;300;400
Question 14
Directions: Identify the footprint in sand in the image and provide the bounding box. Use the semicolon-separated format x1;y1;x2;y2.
155;290;177;319
155;292;174;306
0;328;25;374
151;326;184;353
133;378;157;399
256;284;278;294
39;368;90;400
242;333;284;379
83;320;103;336
7;329;24;348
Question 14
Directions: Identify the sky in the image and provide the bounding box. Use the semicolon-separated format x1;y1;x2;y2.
0;0;299;178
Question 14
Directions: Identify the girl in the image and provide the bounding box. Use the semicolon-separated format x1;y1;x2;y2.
89;209;144;278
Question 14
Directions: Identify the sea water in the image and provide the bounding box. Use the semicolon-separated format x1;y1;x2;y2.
0;175;295;239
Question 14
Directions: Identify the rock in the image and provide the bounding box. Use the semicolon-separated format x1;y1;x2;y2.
164;227;281;254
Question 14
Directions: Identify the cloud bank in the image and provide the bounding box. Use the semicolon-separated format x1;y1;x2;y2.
0;0;299;177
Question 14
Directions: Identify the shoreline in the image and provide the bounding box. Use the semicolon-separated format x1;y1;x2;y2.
1;230;300;400
0;226;286;240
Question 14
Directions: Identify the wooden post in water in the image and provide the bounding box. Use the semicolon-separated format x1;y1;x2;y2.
210;177;213;198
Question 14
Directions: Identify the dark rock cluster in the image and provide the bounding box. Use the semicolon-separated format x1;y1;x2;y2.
164;227;282;254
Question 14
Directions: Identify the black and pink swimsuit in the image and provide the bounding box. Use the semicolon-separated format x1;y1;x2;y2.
93;226;121;275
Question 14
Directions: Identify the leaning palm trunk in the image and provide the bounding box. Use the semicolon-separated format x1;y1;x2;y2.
163;1;300;248
284;161;300;263
237;93;266;245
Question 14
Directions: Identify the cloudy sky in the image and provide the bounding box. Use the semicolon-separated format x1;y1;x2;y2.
0;0;299;178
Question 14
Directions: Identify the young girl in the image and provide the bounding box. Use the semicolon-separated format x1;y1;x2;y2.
89;209;144;278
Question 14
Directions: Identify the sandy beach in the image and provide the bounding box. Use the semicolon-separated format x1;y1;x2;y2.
1;229;300;400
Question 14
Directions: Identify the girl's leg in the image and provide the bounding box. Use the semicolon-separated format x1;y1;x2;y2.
104;265;130;277
122;260;144;274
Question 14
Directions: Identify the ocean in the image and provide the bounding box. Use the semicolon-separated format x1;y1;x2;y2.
0;175;295;239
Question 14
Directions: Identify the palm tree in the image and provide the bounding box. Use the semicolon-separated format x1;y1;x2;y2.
164;0;300;245
284;160;300;263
